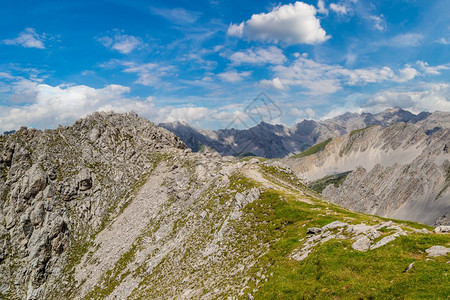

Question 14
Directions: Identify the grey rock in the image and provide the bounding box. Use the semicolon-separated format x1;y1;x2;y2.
370;234;397;250
425;246;450;257
405;262;414;272
322;221;348;231
433;225;450;233
352;235;371;252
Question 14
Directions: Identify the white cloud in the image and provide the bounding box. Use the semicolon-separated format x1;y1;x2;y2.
260;77;285;90
394;67;418;82
102;60;175;87
363;83;450;113
0;79;236;132
150;7;201;25
3;28;45;49
165;107;210;123
370;15;386;31
0;81;138;132
329;3;347;15
265;57;435;95
317;0;328;15
229;46;286;65
437;37;450;45
389;33;423;47
98;32;144;54
217;70;251;82
227;1;330;45
288;107;316;123
416;61;449;75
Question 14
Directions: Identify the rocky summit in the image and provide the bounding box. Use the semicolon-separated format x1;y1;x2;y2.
0;112;449;299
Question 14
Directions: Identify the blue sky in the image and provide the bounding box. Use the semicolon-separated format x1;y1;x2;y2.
0;0;449;131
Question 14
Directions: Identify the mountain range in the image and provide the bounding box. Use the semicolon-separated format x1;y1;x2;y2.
160;108;432;158
0;111;448;299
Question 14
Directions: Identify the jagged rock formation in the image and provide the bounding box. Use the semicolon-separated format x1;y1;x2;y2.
283;118;450;226
0;112;448;299
0;112;186;299
160;108;430;158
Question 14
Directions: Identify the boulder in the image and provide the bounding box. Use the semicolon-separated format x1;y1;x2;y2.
425;246;450;257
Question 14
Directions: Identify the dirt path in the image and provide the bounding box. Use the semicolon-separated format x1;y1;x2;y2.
241;165;313;204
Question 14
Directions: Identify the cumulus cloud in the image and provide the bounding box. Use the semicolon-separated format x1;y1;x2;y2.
227;1;330;45
0;81;138;131
98;31;144;54
263;57;439;95
228;46;286;65
394;67;418;82
363;83;450;113
0;78;237;132
3;28;45;49
260;77;285;90
329;3;347;15
217;70;252;82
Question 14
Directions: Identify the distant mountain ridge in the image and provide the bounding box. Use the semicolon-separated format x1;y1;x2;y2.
282;119;450;226
160;108;431;158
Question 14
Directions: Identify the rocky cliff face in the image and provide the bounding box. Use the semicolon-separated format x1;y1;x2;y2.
0;112;186;299
283;119;450;226
160;108;430;158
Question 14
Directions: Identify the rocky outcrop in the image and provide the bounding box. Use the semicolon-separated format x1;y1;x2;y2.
0;112;185;299
291;220;408;261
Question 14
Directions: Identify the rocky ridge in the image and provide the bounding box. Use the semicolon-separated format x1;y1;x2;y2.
0;112;185;299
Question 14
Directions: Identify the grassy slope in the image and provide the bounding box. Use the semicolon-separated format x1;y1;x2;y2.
308;171;352;194
290;138;332;159
63;158;448;299
239;166;449;299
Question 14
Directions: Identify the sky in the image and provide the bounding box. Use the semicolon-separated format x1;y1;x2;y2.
0;0;449;131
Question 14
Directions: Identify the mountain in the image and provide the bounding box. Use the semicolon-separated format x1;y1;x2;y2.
160;108;431;158
0;112;448;299
282;115;450;226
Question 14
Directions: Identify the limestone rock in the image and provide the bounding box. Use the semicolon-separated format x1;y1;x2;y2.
434;226;450;233
425;246;450;257
352;235;371;252
370;235;397;250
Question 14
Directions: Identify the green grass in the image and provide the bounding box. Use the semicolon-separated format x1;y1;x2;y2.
235;172;450;299
235;152;257;159
240;156;268;162
290;138;332;159
308;171;352;193
349;125;373;137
